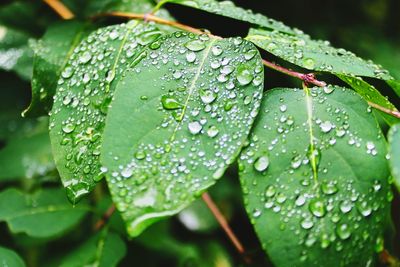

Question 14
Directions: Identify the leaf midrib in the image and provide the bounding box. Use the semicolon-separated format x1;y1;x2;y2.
169;38;217;142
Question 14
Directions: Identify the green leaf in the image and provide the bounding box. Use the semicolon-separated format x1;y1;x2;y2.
246;28;393;80
387;79;400;98
239;87;391;267
388;124;400;192
0;188;88;238
101;33;264;237
338;75;399;125
59;229;126;267
156;0;296;34
23;21;92;117
49;21;162;203
0;130;54;182
0;246;26;267
0;25;33;80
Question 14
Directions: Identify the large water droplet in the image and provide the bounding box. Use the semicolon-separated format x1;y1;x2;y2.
254;155;269;172
185;39;206;51
188;121;202;135
236;65;254;85
309;199;326;218
161;95;182;110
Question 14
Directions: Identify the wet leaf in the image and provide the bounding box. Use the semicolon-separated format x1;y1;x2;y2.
0;25;33;80
156;0;296;34
0;188;89;238
0;246;26;267
388;124;400;192
59;229;126;267
101;32;263;236
338;75;399;125
23;21;92;117
387;79;400;98
49;21;163;203
0;130;54;182
246;28;393;80
239;87;391;267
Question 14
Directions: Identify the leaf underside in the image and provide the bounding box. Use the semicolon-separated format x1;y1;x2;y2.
101;32;264;236
49;21;162;203
239;87;391;267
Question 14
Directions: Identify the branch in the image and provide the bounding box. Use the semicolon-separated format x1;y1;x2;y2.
94;12;221;39
202;193;250;263
367;101;400;119
94;204;116;231
262;59;326;87
43;0;74;19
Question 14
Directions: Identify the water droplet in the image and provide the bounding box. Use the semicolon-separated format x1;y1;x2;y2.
265;185;276;198
61;67;74;78
320;121;333;133
207;125;219;137
254;155;269;172
309;199;326;218
161;95;182;110
212;45;223;56
200;90;217;104
303;58;315;69
295;194;306;206
236;65;253;85
186;51;196;63
185;39;206;51
336;223;351;240
80;51;92;64
321;181;338;195
188;121;202;135
339;200;353;213
244;49;257;60
62;123;75;134
300;217;314;229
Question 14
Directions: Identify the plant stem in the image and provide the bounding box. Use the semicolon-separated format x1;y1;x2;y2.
367;101;400;119
262;59;326;87
96;11;400;120
202;192;250;263
94;12;220;38
94;204;116;231
43;0;74;19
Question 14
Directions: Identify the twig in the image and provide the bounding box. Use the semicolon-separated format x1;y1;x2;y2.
262;59;327;87
94;204;116;231
202;193;250;263
379;249;400;266
43;0;74;19
94;12;220;38
367;101;400;119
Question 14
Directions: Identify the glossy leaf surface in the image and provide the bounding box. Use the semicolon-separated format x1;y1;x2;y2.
49;21;162;203
239;87;391;267
24;21;91;117
101;32;263;236
246;28;393;80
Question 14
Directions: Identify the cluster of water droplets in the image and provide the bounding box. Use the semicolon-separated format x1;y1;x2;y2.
247;28;392;80
239;87;391;266
49;21;162;203
102;32;264;234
